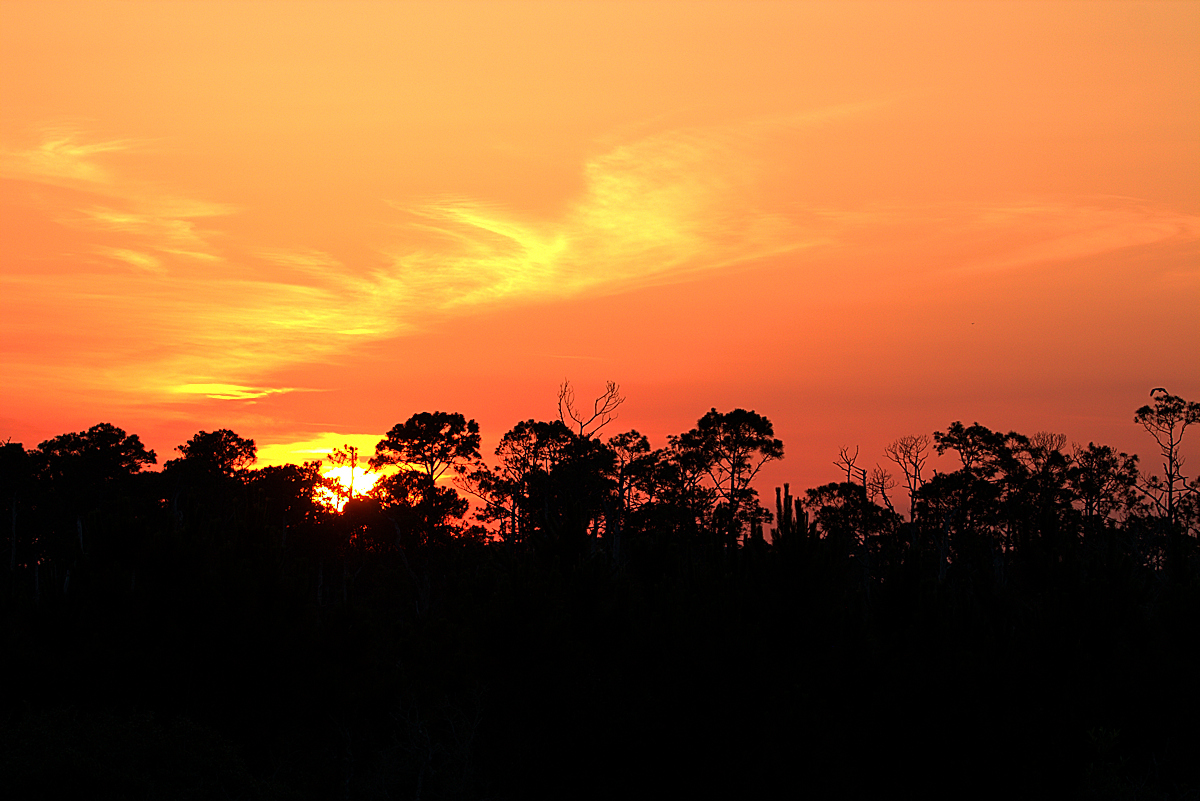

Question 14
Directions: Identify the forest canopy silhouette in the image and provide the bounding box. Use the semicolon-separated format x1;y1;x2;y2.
2;387;1198;798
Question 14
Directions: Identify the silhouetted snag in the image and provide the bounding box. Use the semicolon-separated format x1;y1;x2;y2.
1028;431;1068;460
834;446;863;485
867;465;897;516
558;380;625;438
829;446;879;584
884;434;930;522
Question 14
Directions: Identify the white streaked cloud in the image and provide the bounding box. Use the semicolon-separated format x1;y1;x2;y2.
171;384;298;401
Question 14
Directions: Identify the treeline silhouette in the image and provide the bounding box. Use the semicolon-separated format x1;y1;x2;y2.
2;386;1198;799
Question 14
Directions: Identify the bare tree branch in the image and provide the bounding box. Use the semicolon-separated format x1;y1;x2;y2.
884;434;930;522
558;380;626;438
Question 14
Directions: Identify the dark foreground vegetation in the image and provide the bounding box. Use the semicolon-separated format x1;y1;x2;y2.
2;386;1198;799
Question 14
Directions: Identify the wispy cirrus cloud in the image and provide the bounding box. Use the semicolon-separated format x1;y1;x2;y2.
6;120;831;410
804;195;1200;292
3;117;1196;418
2;128;236;269
78;202;235;253
954;198;1200;275
376;101;1198;313
0;129;132;185
383;121;824;311
92;246;164;273
171;384;300;401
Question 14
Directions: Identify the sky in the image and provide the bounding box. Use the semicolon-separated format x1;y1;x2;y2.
2;0;1198;497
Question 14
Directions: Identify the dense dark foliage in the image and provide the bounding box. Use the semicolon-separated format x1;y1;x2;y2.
2;392;1198;799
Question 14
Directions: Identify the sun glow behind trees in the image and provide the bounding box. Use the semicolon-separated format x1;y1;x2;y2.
315;465;383;512
254;433;385;511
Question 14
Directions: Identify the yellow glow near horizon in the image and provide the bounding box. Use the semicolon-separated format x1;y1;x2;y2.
255;432;392;512
255;432;383;468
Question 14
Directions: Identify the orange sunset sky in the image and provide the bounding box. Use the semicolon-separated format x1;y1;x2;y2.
2;0;1198;494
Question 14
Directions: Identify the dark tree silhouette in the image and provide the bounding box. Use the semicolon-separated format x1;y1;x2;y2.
165;429;256;477
33;423;157;484
1134;388;1200;575
602;430;655;566
160;429;257;549
31;423;156;565
1135;388;1200;529
461;418;575;546
934;421;1009;473
371;412;481;482
4;395;1199;799
246;461;326;550
1068;442;1139;537
677;408;783;549
1;441;31;575
370;412;482;545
